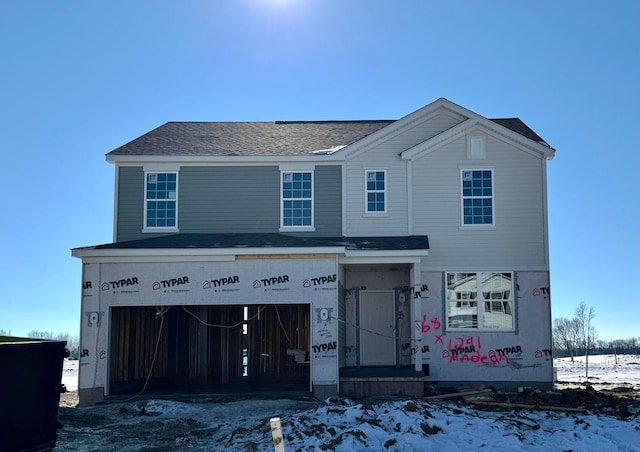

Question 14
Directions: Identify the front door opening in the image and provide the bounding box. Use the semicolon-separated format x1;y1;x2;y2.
359;290;396;366
109;304;310;395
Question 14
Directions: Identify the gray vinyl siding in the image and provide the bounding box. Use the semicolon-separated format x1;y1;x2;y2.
345;112;462;236
345;157;408;236
179;166;279;234
312;165;342;236
412;133;548;270
116;167;145;242
116;165;342;242
343;109;548;270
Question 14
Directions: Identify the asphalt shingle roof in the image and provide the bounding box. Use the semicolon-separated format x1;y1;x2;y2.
82;233;429;252
107;118;548;157
489;118;547;144
108;121;394;157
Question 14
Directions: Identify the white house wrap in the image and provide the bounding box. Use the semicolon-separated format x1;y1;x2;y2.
73;98;556;405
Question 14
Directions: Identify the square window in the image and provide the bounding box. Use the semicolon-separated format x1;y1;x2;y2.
447;272;514;330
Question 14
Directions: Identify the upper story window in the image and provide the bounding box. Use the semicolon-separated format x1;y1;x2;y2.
281;171;313;228
365;170;386;213
461;169;493;226
145;172;177;229
446;272;514;331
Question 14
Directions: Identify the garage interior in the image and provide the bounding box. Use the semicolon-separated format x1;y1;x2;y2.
108;304;311;395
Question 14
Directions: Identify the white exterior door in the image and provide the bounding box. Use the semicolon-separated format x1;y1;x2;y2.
359;290;396;366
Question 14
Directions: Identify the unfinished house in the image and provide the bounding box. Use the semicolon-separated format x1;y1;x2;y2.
72;98;556;406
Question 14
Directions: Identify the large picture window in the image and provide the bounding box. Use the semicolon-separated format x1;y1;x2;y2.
461;169;493;225
281;171;313;228
365;170;386;213
446;272;514;330
145;172;177;229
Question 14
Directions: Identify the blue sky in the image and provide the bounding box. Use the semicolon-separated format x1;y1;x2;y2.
0;1;638;341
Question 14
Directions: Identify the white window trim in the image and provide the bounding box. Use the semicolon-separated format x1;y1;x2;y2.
142;170;180;233
459;168;495;228
364;169;387;215
446;271;515;332
279;170;315;232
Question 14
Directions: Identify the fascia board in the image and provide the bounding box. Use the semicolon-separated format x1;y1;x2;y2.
106;154;346;165
419;263;551;272
78;255;238;264
340;98;468;161
71;246;346;259
115;160;344;169
343;249;428;258
72;246;428;262
339;255;423;265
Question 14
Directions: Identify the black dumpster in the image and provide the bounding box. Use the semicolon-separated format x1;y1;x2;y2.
0;336;67;452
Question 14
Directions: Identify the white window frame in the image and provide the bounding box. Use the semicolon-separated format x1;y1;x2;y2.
460;169;494;227
446;271;514;331
280;170;315;231
365;169;387;214
143;170;179;233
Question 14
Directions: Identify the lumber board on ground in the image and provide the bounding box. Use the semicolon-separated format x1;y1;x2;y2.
423;389;493;400
469;400;589;413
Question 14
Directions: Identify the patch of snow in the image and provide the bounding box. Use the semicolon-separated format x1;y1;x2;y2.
555;354;640;390
61;358;78;392
55;355;640;450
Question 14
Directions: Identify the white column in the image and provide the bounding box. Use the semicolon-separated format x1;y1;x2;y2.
411;262;422;372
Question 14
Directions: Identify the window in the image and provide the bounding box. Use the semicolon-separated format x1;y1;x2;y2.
281;171;313;228
461;170;493;225
446;272;514;330
365;170;386;213
145;172;177;229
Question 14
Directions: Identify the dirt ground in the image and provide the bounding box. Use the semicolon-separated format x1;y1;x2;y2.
490;385;638;418
59;383;640;414
418;381;640;417
54;385;639;451
59;391;79;408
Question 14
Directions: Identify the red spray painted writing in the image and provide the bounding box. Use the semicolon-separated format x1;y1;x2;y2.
442;336;509;365
418;315;442;333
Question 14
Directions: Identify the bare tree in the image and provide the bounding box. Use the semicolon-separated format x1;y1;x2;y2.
553;317;577;360
575;302;597;379
27;331;80;358
553;333;640;357
27;330;55;340
55;332;80;358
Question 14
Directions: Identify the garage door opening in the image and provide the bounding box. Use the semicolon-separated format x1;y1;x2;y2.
109;304;310;395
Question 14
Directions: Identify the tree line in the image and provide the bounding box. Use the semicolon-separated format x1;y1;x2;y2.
0;329;81;359
553;301;640;358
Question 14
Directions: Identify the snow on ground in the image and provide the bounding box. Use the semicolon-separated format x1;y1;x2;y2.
555;354;640;390
56;397;639;451
61;358;78;392
55;356;640;451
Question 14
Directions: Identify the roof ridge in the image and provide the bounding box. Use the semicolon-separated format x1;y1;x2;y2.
275;120;394;125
